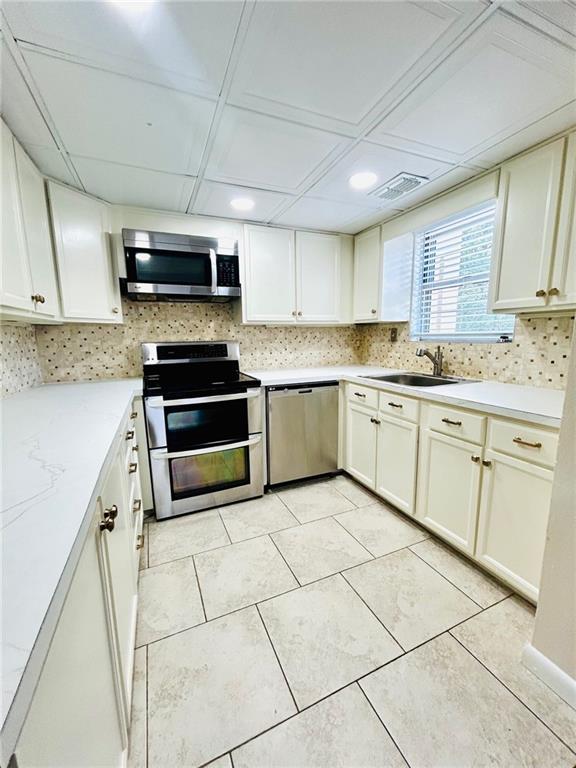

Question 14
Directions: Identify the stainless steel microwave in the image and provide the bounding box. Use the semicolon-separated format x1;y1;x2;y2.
121;229;241;302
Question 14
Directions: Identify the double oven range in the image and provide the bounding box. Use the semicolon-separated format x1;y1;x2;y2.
143;341;263;520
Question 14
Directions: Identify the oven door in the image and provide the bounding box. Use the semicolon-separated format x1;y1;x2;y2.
125;245;217;297
150;434;263;519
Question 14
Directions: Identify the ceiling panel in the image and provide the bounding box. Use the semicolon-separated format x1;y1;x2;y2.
23;49;216;175
505;1;576;48
22;144;77;185
2;1;242;97
370;12;576;164
229;0;483;134
0;39;56;148
205;106;348;192
72;157;195;211
193;181;290;222
309;141;454;208
273;196;377;233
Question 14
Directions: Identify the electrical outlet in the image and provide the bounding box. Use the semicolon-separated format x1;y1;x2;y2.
390;327;398;342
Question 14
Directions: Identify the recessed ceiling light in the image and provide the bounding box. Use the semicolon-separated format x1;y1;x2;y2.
349;171;378;190
230;197;255;212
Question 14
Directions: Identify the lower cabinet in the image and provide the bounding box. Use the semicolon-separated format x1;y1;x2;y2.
375;414;418;515
475;449;553;601
345;401;378;488
415;429;482;555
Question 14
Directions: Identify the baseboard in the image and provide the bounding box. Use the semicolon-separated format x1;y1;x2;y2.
522;643;576;709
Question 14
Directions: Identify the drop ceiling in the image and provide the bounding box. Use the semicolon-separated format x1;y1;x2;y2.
1;0;575;234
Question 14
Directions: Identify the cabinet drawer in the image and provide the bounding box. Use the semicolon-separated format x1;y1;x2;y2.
428;404;485;445
347;383;378;410
488;419;558;468
379;391;419;423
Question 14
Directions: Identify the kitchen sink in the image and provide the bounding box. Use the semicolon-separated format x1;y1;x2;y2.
362;372;468;387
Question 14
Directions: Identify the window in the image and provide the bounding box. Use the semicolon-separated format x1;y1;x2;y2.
410;201;515;342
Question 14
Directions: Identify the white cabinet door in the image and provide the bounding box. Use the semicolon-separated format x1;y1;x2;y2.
375;414;418;515
490;139;564;312
48;182;122;322
353;227;380;322
296;231;340;322
416;428;481;554
549;132;576;309
16;506;127;768
244;225;296;322
345;401;378;489
1;121;33;313
476;449;553;601
380;233;413;322
14;142;60;319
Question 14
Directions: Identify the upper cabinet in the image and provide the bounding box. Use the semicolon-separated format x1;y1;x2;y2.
490;134;576;313
242;225;352;324
353;227;412;323
48;182;123;323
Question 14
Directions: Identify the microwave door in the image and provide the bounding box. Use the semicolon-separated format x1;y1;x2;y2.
126;247;216;296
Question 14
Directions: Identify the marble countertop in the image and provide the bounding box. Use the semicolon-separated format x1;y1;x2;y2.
0;378;141;758
247;365;394;386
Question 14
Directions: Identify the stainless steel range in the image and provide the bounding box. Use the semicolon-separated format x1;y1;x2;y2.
142;341;263;519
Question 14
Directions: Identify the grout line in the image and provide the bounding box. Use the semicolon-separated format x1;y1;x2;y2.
255;602;300;713
229;751;235;768
408;546;485;609
191;555;208;624
267;534;303;586
217;508;233;545
356;682;411;768
330;514;375;560
449;633;576;756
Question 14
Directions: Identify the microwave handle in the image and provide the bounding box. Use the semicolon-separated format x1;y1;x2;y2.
146;389;261;408
151;434;262;460
209;248;217;294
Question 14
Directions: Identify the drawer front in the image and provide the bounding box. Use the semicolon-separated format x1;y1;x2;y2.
488;418;558;468
428;404;485;445
347;383;378;410
379;391;419;423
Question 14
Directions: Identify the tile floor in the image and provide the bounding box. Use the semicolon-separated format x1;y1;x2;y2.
131;475;576;768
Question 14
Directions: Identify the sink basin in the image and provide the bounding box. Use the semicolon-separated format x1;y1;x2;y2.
362;372;466;387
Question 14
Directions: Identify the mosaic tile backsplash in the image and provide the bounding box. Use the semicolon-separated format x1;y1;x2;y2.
31;302;573;390
1;325;43;396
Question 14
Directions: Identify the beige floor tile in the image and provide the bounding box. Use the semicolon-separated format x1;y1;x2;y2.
331;475;378;507
452;596;576;751
219;494;299;542
148;510;230;567
361;634;574;768
344;549;479;650
147;606;296;768
127;646;146;768
233;683;405;768
272;517;372;584
136;557;204;646
277;481;354;523
410;538;511;608
195;535;298;620
336;502;429;557
258;574;402;708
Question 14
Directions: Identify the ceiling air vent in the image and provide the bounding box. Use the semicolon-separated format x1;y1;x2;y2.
370;172;429;201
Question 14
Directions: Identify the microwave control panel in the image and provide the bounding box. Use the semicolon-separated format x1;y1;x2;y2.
217;254;240;287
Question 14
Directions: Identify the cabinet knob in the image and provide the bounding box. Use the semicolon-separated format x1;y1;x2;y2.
126;430;135;440
291;310;297;316
547;287;560;296
132;498;142;514
112;307;120;314
482;459;492;468
132;444;139;452
136;533;145;550
370;417;381;425
297;311;302;316
371;308;377;314
129;462;138;474
471;455;481;463
130;411;138;419
99;517;115;532
104;504;118;520
535;289;547;297
31;294;45;304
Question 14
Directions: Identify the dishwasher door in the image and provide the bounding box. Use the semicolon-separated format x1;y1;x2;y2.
267;382;339;485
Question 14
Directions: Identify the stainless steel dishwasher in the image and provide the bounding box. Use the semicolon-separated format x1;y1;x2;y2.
266;382;339;485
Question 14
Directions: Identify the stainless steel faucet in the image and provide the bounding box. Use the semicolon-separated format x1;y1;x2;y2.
416;345;444;377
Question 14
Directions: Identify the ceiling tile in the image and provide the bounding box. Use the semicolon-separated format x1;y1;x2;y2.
369;12;576;164
205;106;348;192
504;1;576;48
193;181;290;222
309;141;454;208
273;196;376;232
228;0;484;133
0;39;56;148
23;49;216;175
22;144;77;186
72;156;195;211
3;1;242;97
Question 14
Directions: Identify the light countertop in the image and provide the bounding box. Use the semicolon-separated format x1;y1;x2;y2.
247;365;394;386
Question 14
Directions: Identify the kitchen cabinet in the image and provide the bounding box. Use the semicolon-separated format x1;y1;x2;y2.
345;400;378;488
353;227;412;323
48;182;123;323
375;413;418;515
490;135;576;313
242;224;352;324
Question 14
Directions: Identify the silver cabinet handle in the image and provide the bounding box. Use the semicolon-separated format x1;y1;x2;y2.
442;417;462;426
151;434;262;461
513;437;542;449
353;392;366;398
387;401;403;409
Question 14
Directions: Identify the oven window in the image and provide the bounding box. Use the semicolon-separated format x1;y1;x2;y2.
165;400;248;451
127;247;212;286
170;446;249;499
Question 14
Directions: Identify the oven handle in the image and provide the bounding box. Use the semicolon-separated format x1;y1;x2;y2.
209;248;217;294
146;389;261;408
150;434;262;460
